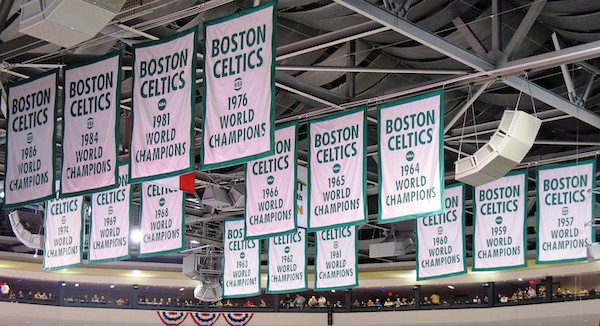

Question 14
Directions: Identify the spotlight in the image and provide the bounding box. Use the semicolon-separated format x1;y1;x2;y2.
482;283;490;288
131;230;142;243
110;284;115;289
447;285;455;290
75;283;80;287
61;282;66;287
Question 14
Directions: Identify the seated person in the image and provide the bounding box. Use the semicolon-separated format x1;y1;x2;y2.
259;299;268;307
307;295;318;308
317;295;327;307
243;299;255;307
383;298;395;307
394;297;402;307
293;294;306;308
430;292;441;305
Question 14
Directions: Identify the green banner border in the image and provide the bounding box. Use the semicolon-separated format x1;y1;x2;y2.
88;163;132;264
314;226;359;291
43;195;84;271
129;26;197;184
472;170;528;272
244;122;299;240
4;70;59;209
415;183;467;281
266;228;309;294
200;1;277;170
377;90;446;224
137;182;186;258
59;50;122;197
222;217;262;298
535;159;597;264
306;106;369;232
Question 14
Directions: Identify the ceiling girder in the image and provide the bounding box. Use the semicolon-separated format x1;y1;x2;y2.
501;0;547;63
334;0;600;129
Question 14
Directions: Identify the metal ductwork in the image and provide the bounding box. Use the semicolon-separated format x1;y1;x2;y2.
19;0;128;48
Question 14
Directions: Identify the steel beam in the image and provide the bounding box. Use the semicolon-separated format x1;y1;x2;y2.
334;0;600;129
501;0;547;63
452;16;487;57
0;0;14;34
334;0;494;71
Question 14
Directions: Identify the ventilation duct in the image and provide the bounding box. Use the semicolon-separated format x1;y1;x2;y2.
8;211;43;250
19;0;127;48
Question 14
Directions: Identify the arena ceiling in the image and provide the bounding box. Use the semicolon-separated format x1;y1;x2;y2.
1;0;600;267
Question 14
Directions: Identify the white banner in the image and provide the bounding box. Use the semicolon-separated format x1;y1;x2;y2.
43;196;83;270
245;123;297;238
130;28;196;182
138;178;185;257
61;52;120;195
267;229;308;294
416;184;466;280
315;226;358;291
378;91;444;223
89;164;131;263
4;72;57;207
308;108;367;230
473;172;527;271
536;161;595;263
297;165;308;229
201;2;276;170
223;218;261;298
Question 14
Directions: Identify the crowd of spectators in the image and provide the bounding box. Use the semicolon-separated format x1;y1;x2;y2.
5;290;56;302
2;282;597;313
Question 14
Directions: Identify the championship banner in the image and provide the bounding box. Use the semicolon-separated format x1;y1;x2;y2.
536;160;596;263
201;2;276;170
61;51;121;195
4;71;58;208
416;184;466;280
267;228;308;294
43;195;84;270
89;164;131;263
473;172;527;271
223;218;261;298
378;91;444;223
130;27;196;182
315;226;358;291
245;123;297;238
307;107;367;230
138;178;185;257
